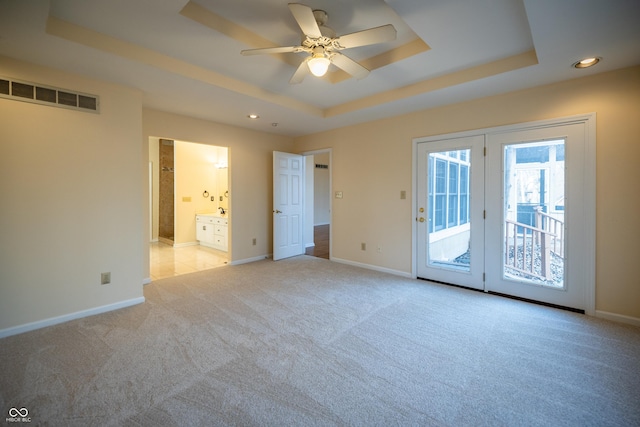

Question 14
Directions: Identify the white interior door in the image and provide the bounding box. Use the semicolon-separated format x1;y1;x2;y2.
485;122;592;311
273;151;305;261
416;135;485;290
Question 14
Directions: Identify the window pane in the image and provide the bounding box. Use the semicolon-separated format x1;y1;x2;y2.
427;149;471;273
503;140;565;288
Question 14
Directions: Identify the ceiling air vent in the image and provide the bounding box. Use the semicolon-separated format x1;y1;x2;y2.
0;76;99;113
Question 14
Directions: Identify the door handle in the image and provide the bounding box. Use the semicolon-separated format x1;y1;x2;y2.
419;217;425;222
273;209;282;214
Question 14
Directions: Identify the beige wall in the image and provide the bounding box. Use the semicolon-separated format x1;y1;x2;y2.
0;56;144;332
294;65;640;320
142;109;294;271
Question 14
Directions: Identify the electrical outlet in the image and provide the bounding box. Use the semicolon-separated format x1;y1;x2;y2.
211;196;214;201
252;238;257;246
400;190;406;200
101;272;111;285
361;242;366;251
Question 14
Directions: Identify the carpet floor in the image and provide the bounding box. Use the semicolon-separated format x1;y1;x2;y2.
1;256;639;426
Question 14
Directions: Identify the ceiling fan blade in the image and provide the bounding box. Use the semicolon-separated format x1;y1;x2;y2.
241;46;303;56
334;24;397;49
289;58;310;84
288;3;322;38
330;52;370;79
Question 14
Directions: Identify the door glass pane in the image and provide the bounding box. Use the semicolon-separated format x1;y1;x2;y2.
503;140;565;287
427;149;471;272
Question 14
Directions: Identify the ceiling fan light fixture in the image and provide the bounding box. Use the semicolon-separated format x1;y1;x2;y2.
307;55;330;77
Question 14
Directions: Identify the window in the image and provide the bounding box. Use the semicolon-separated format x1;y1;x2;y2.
428;149;470;233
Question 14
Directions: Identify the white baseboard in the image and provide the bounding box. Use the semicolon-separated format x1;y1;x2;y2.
173;241;199;248
595;310;640;327
229;254;271;266
0;296;145;339
142;277;152;285
305;243;315;249
331;257;412;278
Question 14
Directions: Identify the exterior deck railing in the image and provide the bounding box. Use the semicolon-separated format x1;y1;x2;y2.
534;206;564;256
505;219;559;280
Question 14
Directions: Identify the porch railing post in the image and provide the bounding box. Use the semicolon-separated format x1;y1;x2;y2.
541;232;552;279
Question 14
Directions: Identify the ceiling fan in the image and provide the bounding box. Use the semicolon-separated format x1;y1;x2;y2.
240;3;397;84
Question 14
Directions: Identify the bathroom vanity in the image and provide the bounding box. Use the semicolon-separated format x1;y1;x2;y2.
195;214;228;252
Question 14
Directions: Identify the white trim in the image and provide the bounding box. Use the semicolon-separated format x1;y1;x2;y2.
173;241;199;248
331;257;412;278
0;297;145;339
595;310;640;327
229;254;270;265
305;243;316;249
142;277;152;285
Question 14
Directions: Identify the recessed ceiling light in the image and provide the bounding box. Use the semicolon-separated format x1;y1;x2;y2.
248;114;259;119
573;57;601;69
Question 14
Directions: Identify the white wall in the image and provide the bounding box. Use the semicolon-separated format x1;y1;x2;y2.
0;56;144;334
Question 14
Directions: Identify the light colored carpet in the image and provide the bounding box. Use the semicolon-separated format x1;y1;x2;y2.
1;256;639;426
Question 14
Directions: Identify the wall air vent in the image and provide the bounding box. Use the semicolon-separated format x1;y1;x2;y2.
0;76;99;114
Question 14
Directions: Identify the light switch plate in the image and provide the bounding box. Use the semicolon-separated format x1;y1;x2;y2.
335;191;343;199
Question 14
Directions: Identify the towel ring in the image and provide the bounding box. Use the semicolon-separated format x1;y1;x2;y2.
203;190;209;198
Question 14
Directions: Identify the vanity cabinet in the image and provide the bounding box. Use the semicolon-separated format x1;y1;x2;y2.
196;215;228;252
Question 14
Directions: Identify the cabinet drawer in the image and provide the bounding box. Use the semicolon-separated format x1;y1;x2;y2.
214;225;227;235
214;218;228;225
196;215;215;223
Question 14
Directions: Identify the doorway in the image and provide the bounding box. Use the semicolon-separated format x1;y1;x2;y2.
414;115;595;312
305;150;331;260
149;137;230;280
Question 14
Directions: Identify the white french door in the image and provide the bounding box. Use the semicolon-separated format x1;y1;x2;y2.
415;115;595;312
273;151;305;261
416;135;485;290
485;122;592;310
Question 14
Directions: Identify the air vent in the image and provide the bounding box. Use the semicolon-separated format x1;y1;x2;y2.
315;164;329;169
0;76;99;113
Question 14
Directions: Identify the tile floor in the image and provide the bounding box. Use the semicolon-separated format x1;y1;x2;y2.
150;242;228;281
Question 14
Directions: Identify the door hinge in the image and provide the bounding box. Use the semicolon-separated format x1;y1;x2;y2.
483;146;487;156
483;210;486;219
483;272;486;282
